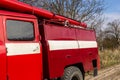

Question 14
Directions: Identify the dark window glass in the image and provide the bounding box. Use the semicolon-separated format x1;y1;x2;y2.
6;20;34;41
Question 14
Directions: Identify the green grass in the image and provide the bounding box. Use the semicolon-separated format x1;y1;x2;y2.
100;47;120;68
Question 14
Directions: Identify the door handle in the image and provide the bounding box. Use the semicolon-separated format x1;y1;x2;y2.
89;52;92;55
33;46;39;52
66;55;71;58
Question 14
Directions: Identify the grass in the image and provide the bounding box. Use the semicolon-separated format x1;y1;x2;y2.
100;47;120;68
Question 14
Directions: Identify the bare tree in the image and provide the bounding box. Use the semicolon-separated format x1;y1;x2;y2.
104;19;120;48
19;0;35;4
19;0;104;28
96;27;105;50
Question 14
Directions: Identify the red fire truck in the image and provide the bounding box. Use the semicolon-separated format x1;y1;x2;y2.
0;0;100;80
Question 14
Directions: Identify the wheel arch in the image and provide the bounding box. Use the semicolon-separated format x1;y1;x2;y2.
65;63;85;77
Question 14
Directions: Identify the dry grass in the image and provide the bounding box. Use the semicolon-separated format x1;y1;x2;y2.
100;47;120;68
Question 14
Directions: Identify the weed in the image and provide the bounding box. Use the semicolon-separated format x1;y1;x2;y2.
100;47;120;68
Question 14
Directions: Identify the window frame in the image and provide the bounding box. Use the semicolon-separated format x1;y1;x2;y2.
3;16;39;43
6;19;35;41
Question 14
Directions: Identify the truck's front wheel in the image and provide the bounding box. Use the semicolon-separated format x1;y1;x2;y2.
61;66;83;80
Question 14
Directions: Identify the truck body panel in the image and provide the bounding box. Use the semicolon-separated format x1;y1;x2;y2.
40;23;98;79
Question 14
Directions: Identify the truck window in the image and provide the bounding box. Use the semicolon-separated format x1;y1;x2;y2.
6;20;34;41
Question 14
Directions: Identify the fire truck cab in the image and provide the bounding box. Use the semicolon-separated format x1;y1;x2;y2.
0;0;100;80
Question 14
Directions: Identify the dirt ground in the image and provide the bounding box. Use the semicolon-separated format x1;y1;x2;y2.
85;64;120;80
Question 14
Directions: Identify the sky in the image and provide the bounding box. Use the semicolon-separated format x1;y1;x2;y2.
104;0;120;25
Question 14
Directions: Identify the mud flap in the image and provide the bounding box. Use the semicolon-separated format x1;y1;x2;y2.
93;67;98;77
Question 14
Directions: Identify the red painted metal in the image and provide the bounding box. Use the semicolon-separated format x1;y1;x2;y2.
0;13;43;80
0;0;100;80
7;54;42;80
0;10;36;18
0;0;87;28
41;23;99;79
0;16;7;80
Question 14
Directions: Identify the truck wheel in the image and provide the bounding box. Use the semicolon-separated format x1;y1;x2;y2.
61;66;83;80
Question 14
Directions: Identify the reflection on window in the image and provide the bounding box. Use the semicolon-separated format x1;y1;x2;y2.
6;20;34;41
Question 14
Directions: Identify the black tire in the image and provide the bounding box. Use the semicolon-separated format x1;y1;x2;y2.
61;66;83;80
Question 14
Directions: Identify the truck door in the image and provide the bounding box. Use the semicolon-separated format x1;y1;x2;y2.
3;16;42;80
0;16;7;80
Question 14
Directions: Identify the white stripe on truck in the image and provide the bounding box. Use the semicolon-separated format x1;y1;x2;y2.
6;41;97;56
48;40;79;50
78;41;97;48
6;43;40;56
48;40;97;50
